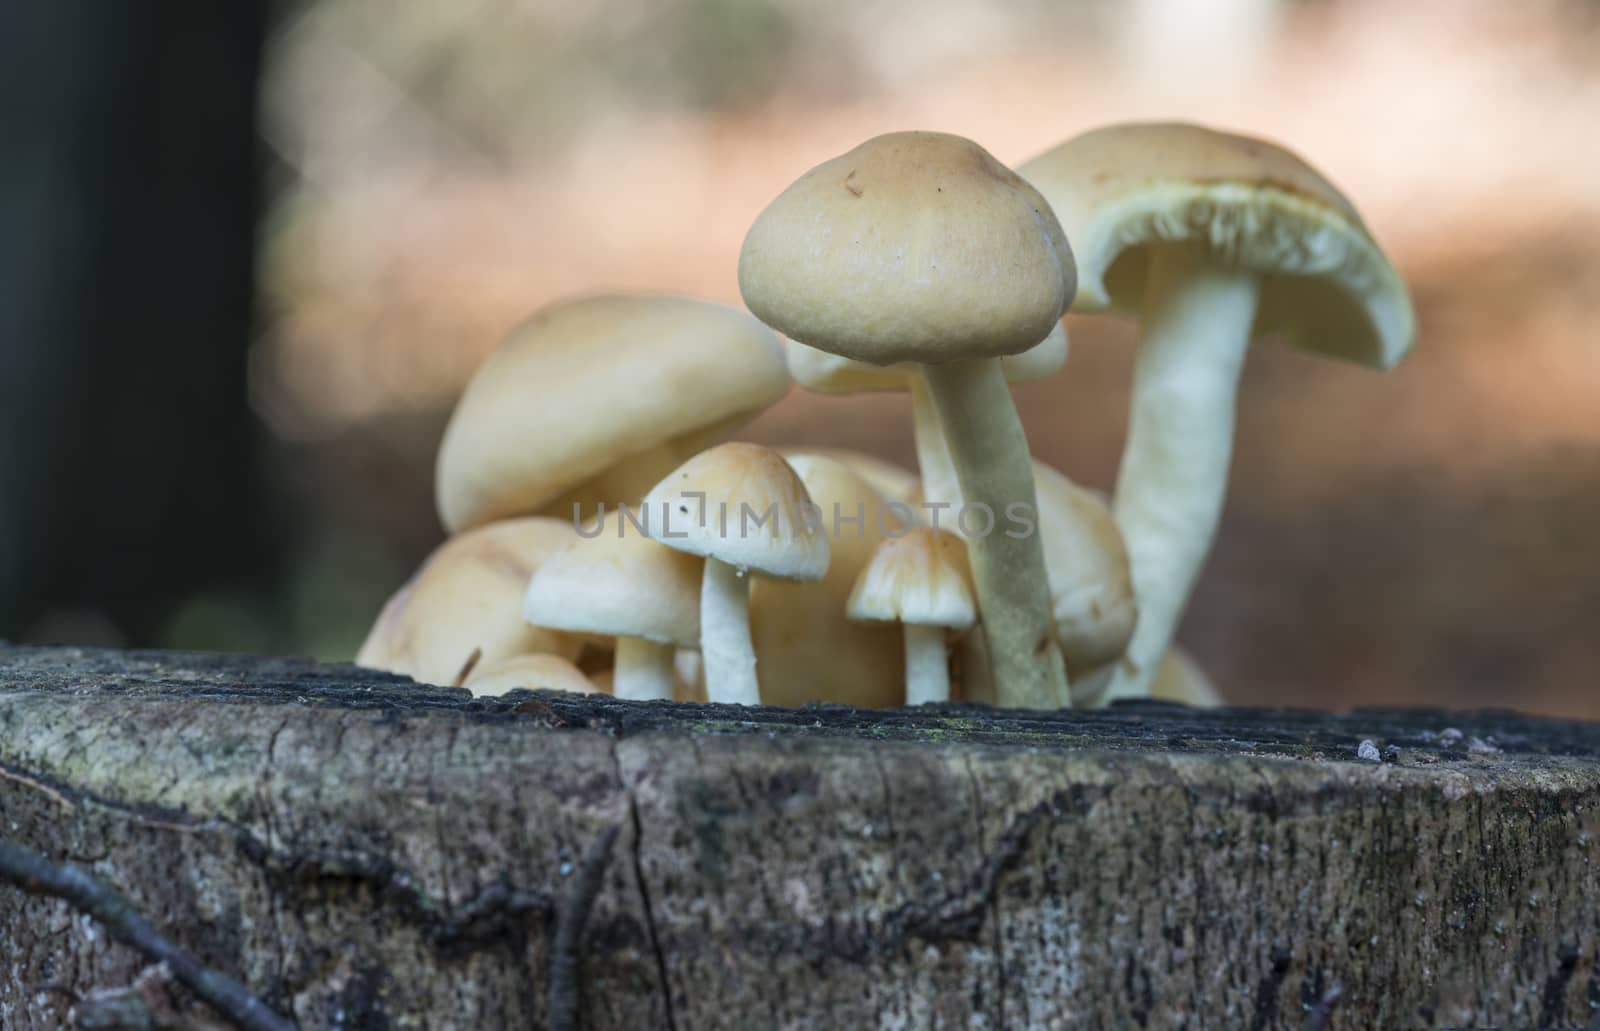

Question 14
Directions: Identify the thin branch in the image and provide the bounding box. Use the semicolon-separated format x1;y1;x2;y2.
547;823;621;1031
0;838;296;1031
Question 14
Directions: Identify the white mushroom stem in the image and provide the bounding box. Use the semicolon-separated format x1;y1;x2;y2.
611;637;675;702
1110;244;1261;699
909;376;963;512
921;359;1070;709
700;558;760;705
903;624;951;705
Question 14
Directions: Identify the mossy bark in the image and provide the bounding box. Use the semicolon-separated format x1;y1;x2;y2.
1;645;1597;1029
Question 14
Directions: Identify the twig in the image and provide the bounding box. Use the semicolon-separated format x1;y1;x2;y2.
0;838;296;1031
546;823;621;1031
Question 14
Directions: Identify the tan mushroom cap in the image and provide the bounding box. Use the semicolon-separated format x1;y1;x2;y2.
435;293;789;532
356;517;582;687
464;653;600;697
739;131;1076;365
643;442;829;580
1019;121;1414;369
750;453;905;708
848;526;976;629
776;447;918;506
786;320;1069;395
523;511;703;646
1032;462;1138;675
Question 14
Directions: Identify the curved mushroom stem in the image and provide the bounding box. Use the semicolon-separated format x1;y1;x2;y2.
922;359;1070;709
903;623;951;705
909;376;963;512
1109;243;1260;699
612;637;675;701
700;558;760;705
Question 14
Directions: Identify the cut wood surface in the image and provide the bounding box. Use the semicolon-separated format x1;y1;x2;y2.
0;645;1597;1029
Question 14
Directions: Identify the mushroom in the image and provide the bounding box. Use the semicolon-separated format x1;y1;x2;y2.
786;322;1068;509
643;442;829;705
1019;122;1415;698
355;517;582;687
463;653;600;697
523;511;703;701
435;293;789;533
1032;461;1138;706
750;452;907;708
847;526;975;705
776;447;920;507
739;131;1076;710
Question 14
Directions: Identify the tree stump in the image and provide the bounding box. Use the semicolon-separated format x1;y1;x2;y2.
0;645;1596;1029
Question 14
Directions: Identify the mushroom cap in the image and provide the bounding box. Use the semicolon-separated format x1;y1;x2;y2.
1019;121;1415;369
523;511;703;647
435;293;790;532
776;447;919;505
847;526;977;629
1032;462;1139;674
750;452;906;708
739;131;1077;365
355;517;582;687
463;653;600;697
785;320;1070;395
643;442;830;580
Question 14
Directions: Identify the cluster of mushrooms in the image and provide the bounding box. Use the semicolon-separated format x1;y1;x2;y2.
357;122;1415;711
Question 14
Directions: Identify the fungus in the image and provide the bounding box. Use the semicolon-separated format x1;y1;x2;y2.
435;293;789;532
1020;122;1414;698
355;517;582;687
643;442;829;705
740;131;1076;709
847;526;976;705
523;511;702;701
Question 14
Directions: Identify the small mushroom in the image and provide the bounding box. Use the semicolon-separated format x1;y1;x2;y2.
740;131;1076;710
643;442;829;705
523;511;703;701
355;517;582;687
463;653;600;697
847;526;975;705
435;293;789;532
1020;122;1415;698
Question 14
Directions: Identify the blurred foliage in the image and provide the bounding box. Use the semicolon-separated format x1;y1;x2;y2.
275;0;805;163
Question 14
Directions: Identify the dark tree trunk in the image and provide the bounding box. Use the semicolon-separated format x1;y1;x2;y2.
0;3;273;641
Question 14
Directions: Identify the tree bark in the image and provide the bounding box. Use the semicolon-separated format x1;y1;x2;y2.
0;645;1597;1029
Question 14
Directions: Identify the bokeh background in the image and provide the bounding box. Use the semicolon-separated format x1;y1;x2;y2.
4;0;1598;717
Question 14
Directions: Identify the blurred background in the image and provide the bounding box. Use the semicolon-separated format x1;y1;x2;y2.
3;0;1597;716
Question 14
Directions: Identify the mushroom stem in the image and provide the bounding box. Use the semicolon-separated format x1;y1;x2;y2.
909;375;963;511
922;359;1070;709
903;624;950;705
1109;243;1260;699
700;558;760;705
612;637;675;701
